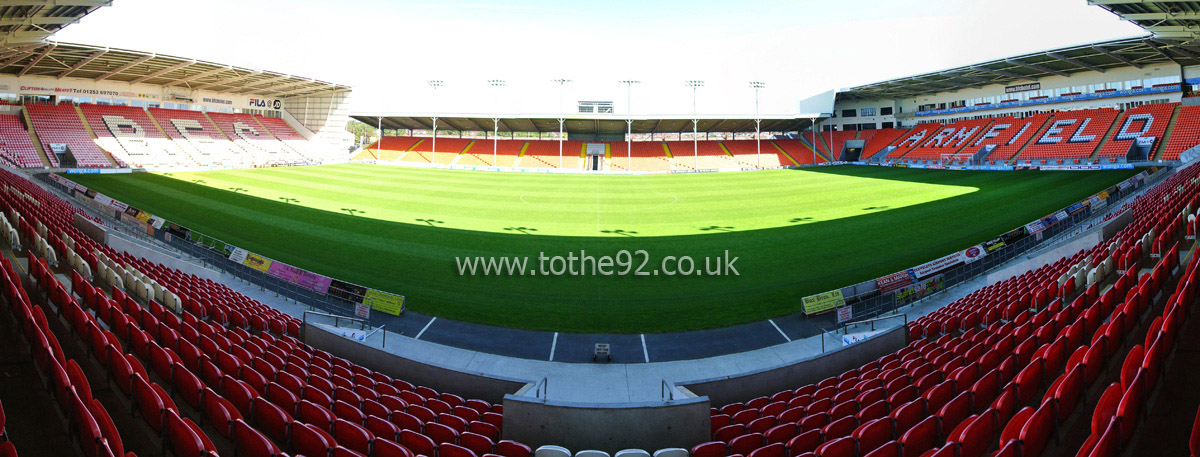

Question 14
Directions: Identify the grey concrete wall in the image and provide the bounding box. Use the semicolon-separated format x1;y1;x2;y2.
303;323;529;403
680;326;907;406
503;395;710;453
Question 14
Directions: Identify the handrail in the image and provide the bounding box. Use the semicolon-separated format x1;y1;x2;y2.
840;313;907;333
535;377;548;399
661;379;675;401
362;324;386;347
303;310;369;331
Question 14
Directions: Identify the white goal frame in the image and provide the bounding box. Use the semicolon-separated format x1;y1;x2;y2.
939;152;976;167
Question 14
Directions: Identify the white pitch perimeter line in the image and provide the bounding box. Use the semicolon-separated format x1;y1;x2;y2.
549;333;559;362
415;317;437;340
768;319;792;342
641;334;650;363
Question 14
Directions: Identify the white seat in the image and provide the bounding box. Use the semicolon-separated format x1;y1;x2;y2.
536;446;571;457
576;451;610;457
652;449;688;457
616;450;651;457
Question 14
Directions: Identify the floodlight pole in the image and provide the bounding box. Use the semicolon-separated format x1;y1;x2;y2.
553;79;572;169
493;117;500;167
626;119;634;171
750;81;765;168
376;116;382;159
812;118;818;165
427;80;443;164
489;79;507;167
620;80;640;171
686;80;704;170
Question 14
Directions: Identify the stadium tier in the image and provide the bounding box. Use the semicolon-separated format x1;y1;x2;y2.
254;114;314;161
1095;103;1179;162
206;112;305;165
521;140;585;169
695;161;1198;457
25;103;111;168
1162;105;1200;161
1013;108;1120;164
722;140;795;168
609;141;674;172
898;119;995;163
79;103;197;169
886;123;944;160
0;168;530;457
771;139;825;165
976;114;1054;164
148;106;248;165
0;114;43;168
665;140;737;171
860;129;909;162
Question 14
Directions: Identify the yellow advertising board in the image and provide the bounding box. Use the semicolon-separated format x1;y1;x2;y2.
243;252;273;273
802;289;846;315
366;289;405;315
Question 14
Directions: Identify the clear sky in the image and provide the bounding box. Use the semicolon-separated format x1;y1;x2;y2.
53;0;1145;116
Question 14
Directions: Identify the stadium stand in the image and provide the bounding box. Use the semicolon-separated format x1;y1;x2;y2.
899;119;994;163
771;139;825;166
522;140;585;169
807;131;857;161
360;136;423;161
206;112;301;164
975;114;1053;164
886;123;944;160
1014;108;1120;164
0;114;44;168
148;107;247;165
0;167;530;457
79;103;196;168
456;139;526;167
25;103;111;168
1162;105;1200;161
254;114;313;161
689;160;1195;457
665;141;736;171
1095;103;1178;162
860;129;909;162
609;141;674;172
722;140;794;168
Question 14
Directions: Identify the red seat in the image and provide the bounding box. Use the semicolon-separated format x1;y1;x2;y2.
853;418;893;455
441;443;478;457
299;399;336;431
748;442;785;457
815;436;854;457
459;431;495;456
1092;383;1123;436
292;422;336;457
426;421;460;446
863;441;901;457
232;419;282;457
333;418;374;455
250;398;292;445
691;441;729;457
366;415;402;442
729;432;764;456
937;391;972;435
1018;401;1056;457
496;440;532;457
164;409;217;457
899;416;938;457
399;429;437;457
373;438;416;457
201;389;240;439
132;375;167;433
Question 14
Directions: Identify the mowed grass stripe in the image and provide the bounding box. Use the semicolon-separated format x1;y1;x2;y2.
67;164;1138;332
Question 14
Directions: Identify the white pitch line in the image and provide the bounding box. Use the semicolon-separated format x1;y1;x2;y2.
414;317;437;340
768;319;792;342
549;332;559;361
641;334;650;363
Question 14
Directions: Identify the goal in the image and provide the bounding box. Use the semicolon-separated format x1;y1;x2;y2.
939;152;976;167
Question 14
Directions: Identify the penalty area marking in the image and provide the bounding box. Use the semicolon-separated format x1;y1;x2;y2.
519;191;679;213
768;319;791;342
414;317;437;340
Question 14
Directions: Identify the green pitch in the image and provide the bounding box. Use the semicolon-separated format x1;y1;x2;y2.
65;164;1138;333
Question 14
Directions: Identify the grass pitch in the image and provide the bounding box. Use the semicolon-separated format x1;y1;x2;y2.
66;164;1138;333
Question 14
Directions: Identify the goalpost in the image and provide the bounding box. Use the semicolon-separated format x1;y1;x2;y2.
939;152;976;167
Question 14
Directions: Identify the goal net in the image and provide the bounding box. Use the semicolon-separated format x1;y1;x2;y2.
939;152;976;167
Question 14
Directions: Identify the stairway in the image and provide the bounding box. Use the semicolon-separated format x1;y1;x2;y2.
20;107;51;167
1153;105;1181;161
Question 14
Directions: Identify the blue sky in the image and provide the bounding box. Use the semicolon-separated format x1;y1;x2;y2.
55;0;1145;116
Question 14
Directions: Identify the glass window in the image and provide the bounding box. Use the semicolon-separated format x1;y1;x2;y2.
880;107;893;116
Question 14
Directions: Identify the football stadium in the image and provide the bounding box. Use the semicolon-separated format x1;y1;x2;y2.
9;1;1200;457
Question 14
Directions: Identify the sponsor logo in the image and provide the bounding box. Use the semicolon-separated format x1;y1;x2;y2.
249;98;283;110
202;97;232;105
